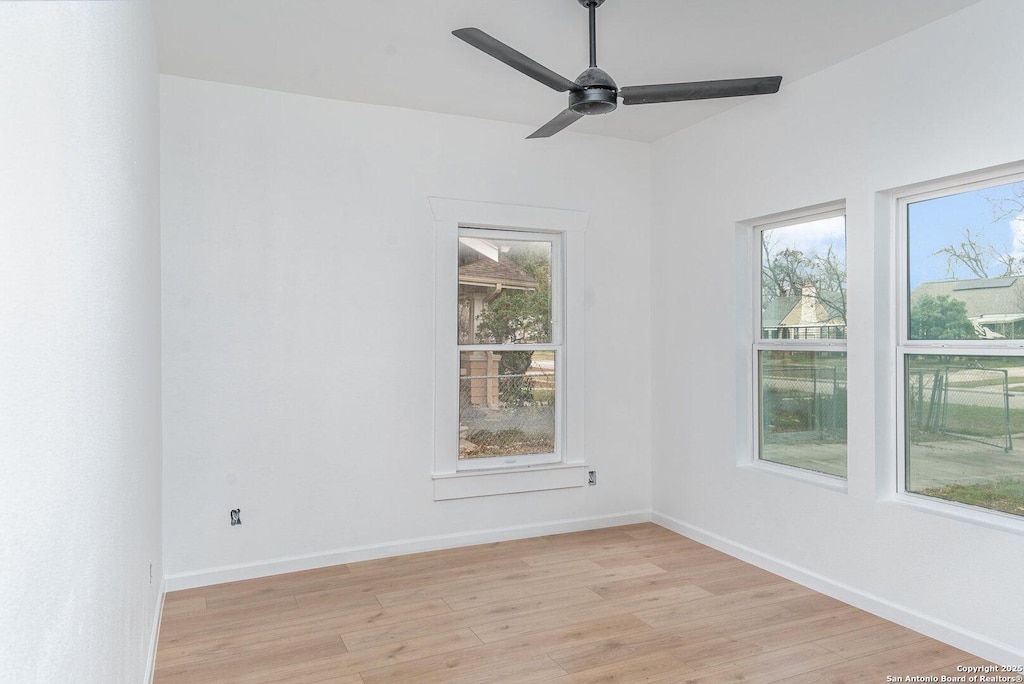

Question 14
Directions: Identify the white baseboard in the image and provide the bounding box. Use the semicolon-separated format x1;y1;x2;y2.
144;578;165;684
164;510;651;592
651;511;1024;666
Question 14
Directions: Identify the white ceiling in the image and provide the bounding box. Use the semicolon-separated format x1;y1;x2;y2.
155;0;980;143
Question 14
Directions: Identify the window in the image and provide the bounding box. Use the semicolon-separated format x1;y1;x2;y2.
457;229;561;469
754;207;848;479
430;198;587;500
899;172;1024;520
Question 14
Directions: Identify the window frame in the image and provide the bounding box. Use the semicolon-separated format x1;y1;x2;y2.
748;203;849;485
430;197;588;500
894;167;1024;529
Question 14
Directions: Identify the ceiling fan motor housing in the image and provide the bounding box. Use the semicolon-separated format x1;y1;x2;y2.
569;66;618;115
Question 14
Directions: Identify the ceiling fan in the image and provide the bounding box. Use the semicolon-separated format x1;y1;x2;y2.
453;0;782;138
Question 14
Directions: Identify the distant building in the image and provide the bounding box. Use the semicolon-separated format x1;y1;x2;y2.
458;237;538;344
911;276;1024;339
762;285;846;339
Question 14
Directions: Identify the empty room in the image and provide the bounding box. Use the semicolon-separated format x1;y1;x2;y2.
3;0;1024;682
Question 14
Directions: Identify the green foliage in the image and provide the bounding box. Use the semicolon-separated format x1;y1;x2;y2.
473;244;553;406
475;244;551;345
909;402;1024;439
909;294;976;340
506;243;551;288
918;477;1024;517
497;350;535;406
475;289;550;344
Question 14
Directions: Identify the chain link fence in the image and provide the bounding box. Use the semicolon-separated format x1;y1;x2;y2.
761;364;847;440
908;365;1013;452
459;371;555;458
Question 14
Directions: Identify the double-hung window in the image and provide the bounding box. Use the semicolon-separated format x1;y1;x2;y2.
430;198;588;500
457;228;562;469
898;171;1024;521
753;206;848;480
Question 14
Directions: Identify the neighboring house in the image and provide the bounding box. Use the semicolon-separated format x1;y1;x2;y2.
458;239;538;408
762;285;847;339
458;237;538;343
911;276;1024;339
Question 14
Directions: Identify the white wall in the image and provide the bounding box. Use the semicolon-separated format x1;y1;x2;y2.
0;2;163;682
651;0;1023;663
160;76;652;582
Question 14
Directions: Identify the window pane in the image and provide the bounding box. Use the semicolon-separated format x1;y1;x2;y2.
458;350;556;459
905;354;1024;517
908;179;1024;340
758;350;847;477
761;217;846;340
458;236;552;345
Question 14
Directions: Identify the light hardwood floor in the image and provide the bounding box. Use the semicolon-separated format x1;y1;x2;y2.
155;524;994;683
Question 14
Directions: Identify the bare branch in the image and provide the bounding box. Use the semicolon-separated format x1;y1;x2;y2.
811;243;847;324
932;227;991;279
984;182;1024;223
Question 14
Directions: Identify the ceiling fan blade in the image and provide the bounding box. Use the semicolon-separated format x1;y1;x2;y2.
620;76;782;105
527;109;584;139
453;28;578;93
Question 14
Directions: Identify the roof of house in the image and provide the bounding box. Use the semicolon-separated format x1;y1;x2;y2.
763;296;800;327
911;276;1023;318
762;291;845;327
458;256;538;291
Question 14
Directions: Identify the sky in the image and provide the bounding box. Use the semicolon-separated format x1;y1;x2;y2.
761;215;846;271
908;180;1024;289
760;180;1024;293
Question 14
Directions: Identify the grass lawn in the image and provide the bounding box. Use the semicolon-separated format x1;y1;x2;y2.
910;402;1024;439
944;378;1009;389
908;356;1024;370
917;477;1024;517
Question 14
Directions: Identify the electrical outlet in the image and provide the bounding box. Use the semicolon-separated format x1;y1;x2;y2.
588;470;597;486
149;561;153;584
230;508;242;526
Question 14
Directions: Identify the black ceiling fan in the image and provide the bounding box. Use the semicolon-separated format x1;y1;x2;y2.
453;0;782;139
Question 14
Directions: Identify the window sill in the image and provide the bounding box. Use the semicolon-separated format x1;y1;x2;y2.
888;492;1024;535
740;459;849;493
433;463;588;500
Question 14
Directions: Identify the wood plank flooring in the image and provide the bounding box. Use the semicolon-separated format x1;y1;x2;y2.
154;524;994;683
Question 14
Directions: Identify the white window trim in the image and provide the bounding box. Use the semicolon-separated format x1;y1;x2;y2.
737;202;849;489
429;197;588;500
892;166;1024;533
